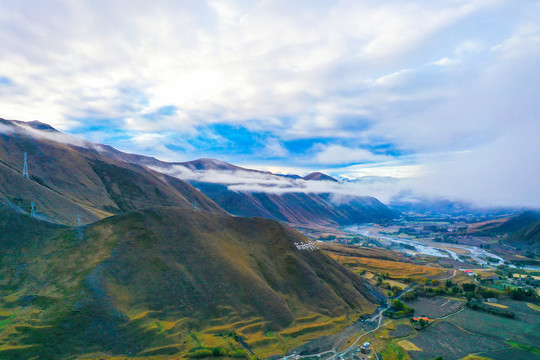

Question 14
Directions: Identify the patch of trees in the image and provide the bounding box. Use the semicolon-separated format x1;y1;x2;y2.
467;302;515;318
476;286;503;300
366;239;384;247
508;287;537;301
400;243;416;251
189;347;254;359
400;290;419;301
384;299;415;318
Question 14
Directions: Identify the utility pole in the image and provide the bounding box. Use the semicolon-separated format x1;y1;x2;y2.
31;202;36;217
23;152;29;179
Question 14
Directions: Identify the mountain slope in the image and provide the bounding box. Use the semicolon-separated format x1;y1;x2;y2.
189;181;396;226
468;210;540;235
0;118;225;225
506;218;540;253
0;206;382;359
100;152;397;226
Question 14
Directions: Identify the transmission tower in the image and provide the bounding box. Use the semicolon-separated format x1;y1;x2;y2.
77;214;81;227
193;200;197;211
31;202;36;217
23;152;29;179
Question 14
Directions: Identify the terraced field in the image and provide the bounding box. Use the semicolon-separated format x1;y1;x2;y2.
404;297;465;318
328;254;444;279
407;320;502;360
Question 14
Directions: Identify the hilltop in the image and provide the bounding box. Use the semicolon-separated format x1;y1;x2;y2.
303;172;339;182
0;206;382;359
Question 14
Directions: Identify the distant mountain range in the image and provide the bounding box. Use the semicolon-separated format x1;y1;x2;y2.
0;118;395;226
103;156;396;227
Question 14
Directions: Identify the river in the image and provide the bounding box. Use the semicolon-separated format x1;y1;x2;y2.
345;225;506;267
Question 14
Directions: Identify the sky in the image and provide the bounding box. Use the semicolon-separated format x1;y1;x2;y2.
0;0;539;207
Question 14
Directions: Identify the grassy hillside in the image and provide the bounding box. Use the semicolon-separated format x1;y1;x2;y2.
0;206;382;359
468;210;540;235
507;219;540;253
0;119;225;225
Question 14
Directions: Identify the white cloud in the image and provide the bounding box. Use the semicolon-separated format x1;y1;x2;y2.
262;138;289;158
0;0;517;133
313;145;391;165
0;0;539;207
153;164;406;203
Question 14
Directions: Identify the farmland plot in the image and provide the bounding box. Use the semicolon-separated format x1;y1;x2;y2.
408;321;501;360
390;324;414;338
481;347;540;360
404;297;464;318
449;301;540;348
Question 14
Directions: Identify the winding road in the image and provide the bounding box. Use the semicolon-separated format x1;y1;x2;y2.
283;270;458;360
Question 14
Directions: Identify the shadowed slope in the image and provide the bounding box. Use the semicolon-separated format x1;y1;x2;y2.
188;181;395;226
96;146;397;226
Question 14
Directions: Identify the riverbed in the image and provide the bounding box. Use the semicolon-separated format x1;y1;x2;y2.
345;225;505;267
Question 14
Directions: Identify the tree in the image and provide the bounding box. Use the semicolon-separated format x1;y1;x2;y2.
392;299;405;311
462;283;476;292
212;347;226;356
418;318;426;328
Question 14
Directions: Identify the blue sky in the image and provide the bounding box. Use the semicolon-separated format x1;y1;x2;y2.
0;0;539;206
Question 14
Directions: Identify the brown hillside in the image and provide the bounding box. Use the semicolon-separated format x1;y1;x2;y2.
0;206;382;359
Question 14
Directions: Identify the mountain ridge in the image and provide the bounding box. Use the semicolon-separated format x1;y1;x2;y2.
0;118;396;227
0;118;226;225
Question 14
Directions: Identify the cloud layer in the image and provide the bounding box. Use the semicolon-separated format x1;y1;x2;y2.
0;0;539;207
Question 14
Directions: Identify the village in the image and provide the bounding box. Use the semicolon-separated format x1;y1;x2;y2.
284;218;540;360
